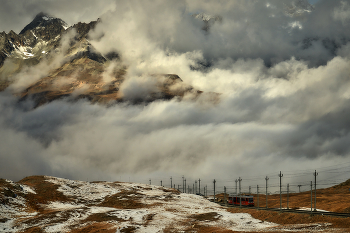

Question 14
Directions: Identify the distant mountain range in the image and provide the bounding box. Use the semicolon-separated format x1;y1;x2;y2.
0;13;203;107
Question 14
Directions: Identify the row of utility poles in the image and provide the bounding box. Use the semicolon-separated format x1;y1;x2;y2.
212;170;319;213
149;176;208;196
148;170;319;212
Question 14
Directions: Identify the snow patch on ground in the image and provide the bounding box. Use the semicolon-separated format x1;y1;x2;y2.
46;201;85;210
0;219;18;233
0;192;38;233
4;179;36;194
89;206;117;214
45;176;121;203
298;207;330;212
43;209;89;233
21;185;36;194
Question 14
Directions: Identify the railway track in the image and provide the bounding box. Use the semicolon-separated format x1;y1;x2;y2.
214;202;350;218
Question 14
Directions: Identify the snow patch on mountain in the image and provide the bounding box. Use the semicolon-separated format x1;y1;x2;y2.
284;0;314;17
193;13;223;32
193;13;222;22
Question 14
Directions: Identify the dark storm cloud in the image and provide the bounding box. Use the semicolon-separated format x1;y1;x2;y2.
1;0;350;190
85;0;350;69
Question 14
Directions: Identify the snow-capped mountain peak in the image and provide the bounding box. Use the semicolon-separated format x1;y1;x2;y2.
193;13;222;22
284;0;315;17
19;12;68;36
193;13;222;32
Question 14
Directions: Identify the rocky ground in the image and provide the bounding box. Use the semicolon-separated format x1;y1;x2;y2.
1;176;350;232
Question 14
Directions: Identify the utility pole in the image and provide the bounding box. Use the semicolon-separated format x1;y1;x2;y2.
174;184;175;189
224;186;227;206
310;181;313;213
238;177;242;208
298;185;302;193
188;185;190;193
161;180;162;187
257;185;259;209
314;170;318;211
149;179;151;185
182;176;184;193
170;177;172;188
287;184;289;209
195;180;197;194
213;179;216;203
206;185;207;197
178;184;180;191
249;186;251;195
185;179;187;193
265;176;269;208
199;179;201;195
279;171;283;211
235;179;238;194
193;184;195;194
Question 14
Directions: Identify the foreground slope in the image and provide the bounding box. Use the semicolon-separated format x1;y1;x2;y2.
2;176;350;232
0;176;278;232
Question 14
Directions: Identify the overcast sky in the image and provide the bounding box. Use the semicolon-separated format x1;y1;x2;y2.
1;0;350;194
0;0;320;34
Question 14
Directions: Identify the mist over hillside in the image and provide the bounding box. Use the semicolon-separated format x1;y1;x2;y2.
1;0;350;190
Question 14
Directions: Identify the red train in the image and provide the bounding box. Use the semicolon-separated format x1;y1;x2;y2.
227;195;254;206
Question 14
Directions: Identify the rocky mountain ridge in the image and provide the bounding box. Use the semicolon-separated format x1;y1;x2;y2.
0;13;200;107
0;13;103;65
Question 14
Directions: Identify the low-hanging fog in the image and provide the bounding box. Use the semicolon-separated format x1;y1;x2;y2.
1;0;350;193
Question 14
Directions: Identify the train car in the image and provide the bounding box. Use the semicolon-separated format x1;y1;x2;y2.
227;195;254;206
